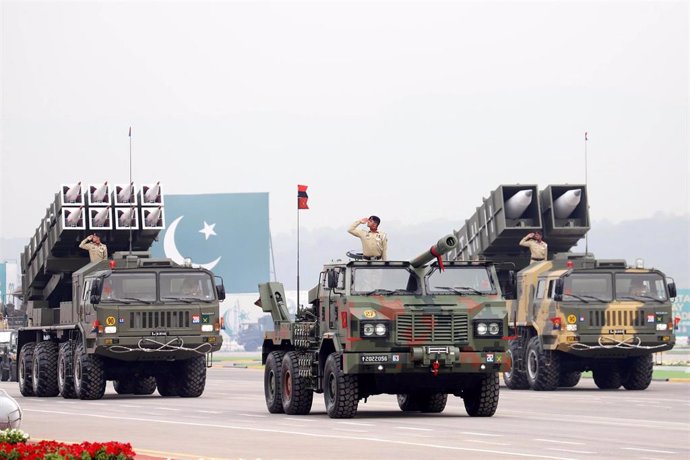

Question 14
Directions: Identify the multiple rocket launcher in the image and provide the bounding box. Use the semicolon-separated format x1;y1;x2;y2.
21;182;166;302
448;184;590;270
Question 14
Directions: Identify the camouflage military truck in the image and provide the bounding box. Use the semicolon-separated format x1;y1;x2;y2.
257;235;511;418
448;184;677;391
16;182;224;400
502;254;676;391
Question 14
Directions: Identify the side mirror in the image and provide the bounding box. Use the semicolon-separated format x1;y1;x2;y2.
505;270;517;300
668;282;677;299
216;284;226;301
327;270;339;289
554;278;564;302
90;279;102;305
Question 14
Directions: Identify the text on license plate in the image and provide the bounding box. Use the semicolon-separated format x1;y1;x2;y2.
361;355;388;363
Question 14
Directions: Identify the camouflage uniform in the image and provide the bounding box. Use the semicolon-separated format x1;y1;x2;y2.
79;237;108;263
519;235;547;262
348;220;388;260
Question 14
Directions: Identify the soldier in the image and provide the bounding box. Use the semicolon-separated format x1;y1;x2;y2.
348;215;388;261
79;233;108;263
630;279;648;296
519;230;547;263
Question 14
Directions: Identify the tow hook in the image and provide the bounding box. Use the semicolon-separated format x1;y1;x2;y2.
430;360;440;376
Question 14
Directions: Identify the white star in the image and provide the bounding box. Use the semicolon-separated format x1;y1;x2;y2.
198;221;217;240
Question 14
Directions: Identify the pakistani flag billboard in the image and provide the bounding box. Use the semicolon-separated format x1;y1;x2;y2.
150;193;269;293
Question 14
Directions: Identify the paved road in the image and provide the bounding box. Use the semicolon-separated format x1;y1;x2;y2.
4;367;689;460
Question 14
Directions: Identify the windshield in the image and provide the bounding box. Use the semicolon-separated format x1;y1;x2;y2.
160;272;216;301
102;272;156;302
562;273;613;302
427;266;496;295
615;273;668;301
351;267;420;295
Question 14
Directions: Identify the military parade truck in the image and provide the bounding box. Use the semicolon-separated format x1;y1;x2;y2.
257;235;511;418
16;182;224;400
448;184;677;391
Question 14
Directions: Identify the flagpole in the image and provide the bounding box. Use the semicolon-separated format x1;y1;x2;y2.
128;126;133;255
297;203;300;309
584;131;589;256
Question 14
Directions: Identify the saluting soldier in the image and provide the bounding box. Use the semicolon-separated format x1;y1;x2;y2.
348;215;388;261
79;233;108;263
519;230;547;263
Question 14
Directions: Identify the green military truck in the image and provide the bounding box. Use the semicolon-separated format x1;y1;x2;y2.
257;235;511;418
502;254;676;391
448;184;677;391
16;182;224;400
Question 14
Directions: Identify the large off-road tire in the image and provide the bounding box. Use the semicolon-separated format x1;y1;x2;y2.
18;342;36;396
463;373;500;417
503;339;530;390
32;341;59;397
323;353;358;419
177;356;206;397
113;379;135;395
156;375;179;397
73;342;106;400
58;342;77;399
593;365;622;390
134;376;157;395
419;393;448;413
281;352;314;415
525;336;559;391
621;355;653;391
558;370;582;388
264;351;285;413
397;393;420;412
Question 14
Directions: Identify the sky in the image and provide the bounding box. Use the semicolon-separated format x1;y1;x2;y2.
1;0;688;244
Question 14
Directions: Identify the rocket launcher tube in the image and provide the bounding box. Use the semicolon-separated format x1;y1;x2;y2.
409;235;458;268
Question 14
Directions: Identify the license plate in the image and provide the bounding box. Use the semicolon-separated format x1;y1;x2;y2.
151;331;168;336
608;329;627;334
361;355;389;363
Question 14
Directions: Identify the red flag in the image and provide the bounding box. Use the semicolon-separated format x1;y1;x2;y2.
298;185;309;210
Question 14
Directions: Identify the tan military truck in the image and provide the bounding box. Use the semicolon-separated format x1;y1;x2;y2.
502;254;676;390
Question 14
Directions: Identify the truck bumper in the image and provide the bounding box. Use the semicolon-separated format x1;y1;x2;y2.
342;348;510;375
94;334;222;360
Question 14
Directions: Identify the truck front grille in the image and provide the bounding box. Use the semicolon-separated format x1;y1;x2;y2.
130;311;190;329
396;313;469;344
589;309;646;328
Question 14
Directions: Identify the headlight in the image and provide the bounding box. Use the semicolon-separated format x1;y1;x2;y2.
488;323;500;335
476;322;488;335
375;323;387;336
363;324;375;336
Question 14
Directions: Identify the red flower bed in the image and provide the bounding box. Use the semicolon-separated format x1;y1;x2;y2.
0;440;135;459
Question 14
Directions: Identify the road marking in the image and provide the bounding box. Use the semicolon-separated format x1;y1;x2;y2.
117;404;142;408
547;448;597;454
22;408;577;459
622;447;677;454
196;410;223;414
534;439;585;446
337;421;375;427
396;427;433;431
464;439;512;446
461;431;503;437
334;428;369;433
238;413;267;418
152;407;181;411
285;417;317;422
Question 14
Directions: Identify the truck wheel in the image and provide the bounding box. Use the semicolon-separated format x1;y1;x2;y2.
593;365;621;390
420;393;448;413
323;353;358;419
32;341;59;397
558;371;582;388
18;342;36;396
525;336;559;391
113;379;135;395
397;393;421;412
134;376;157;395
73;342;106;400
58;342;77;399
503;339;529;390
264;351;285;413
156;375;179;397
621;355;653;390
177;356;206;397
463;373;500;417
281;352;313;415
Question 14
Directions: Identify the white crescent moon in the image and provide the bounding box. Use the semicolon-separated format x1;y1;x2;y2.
163;216;222;271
